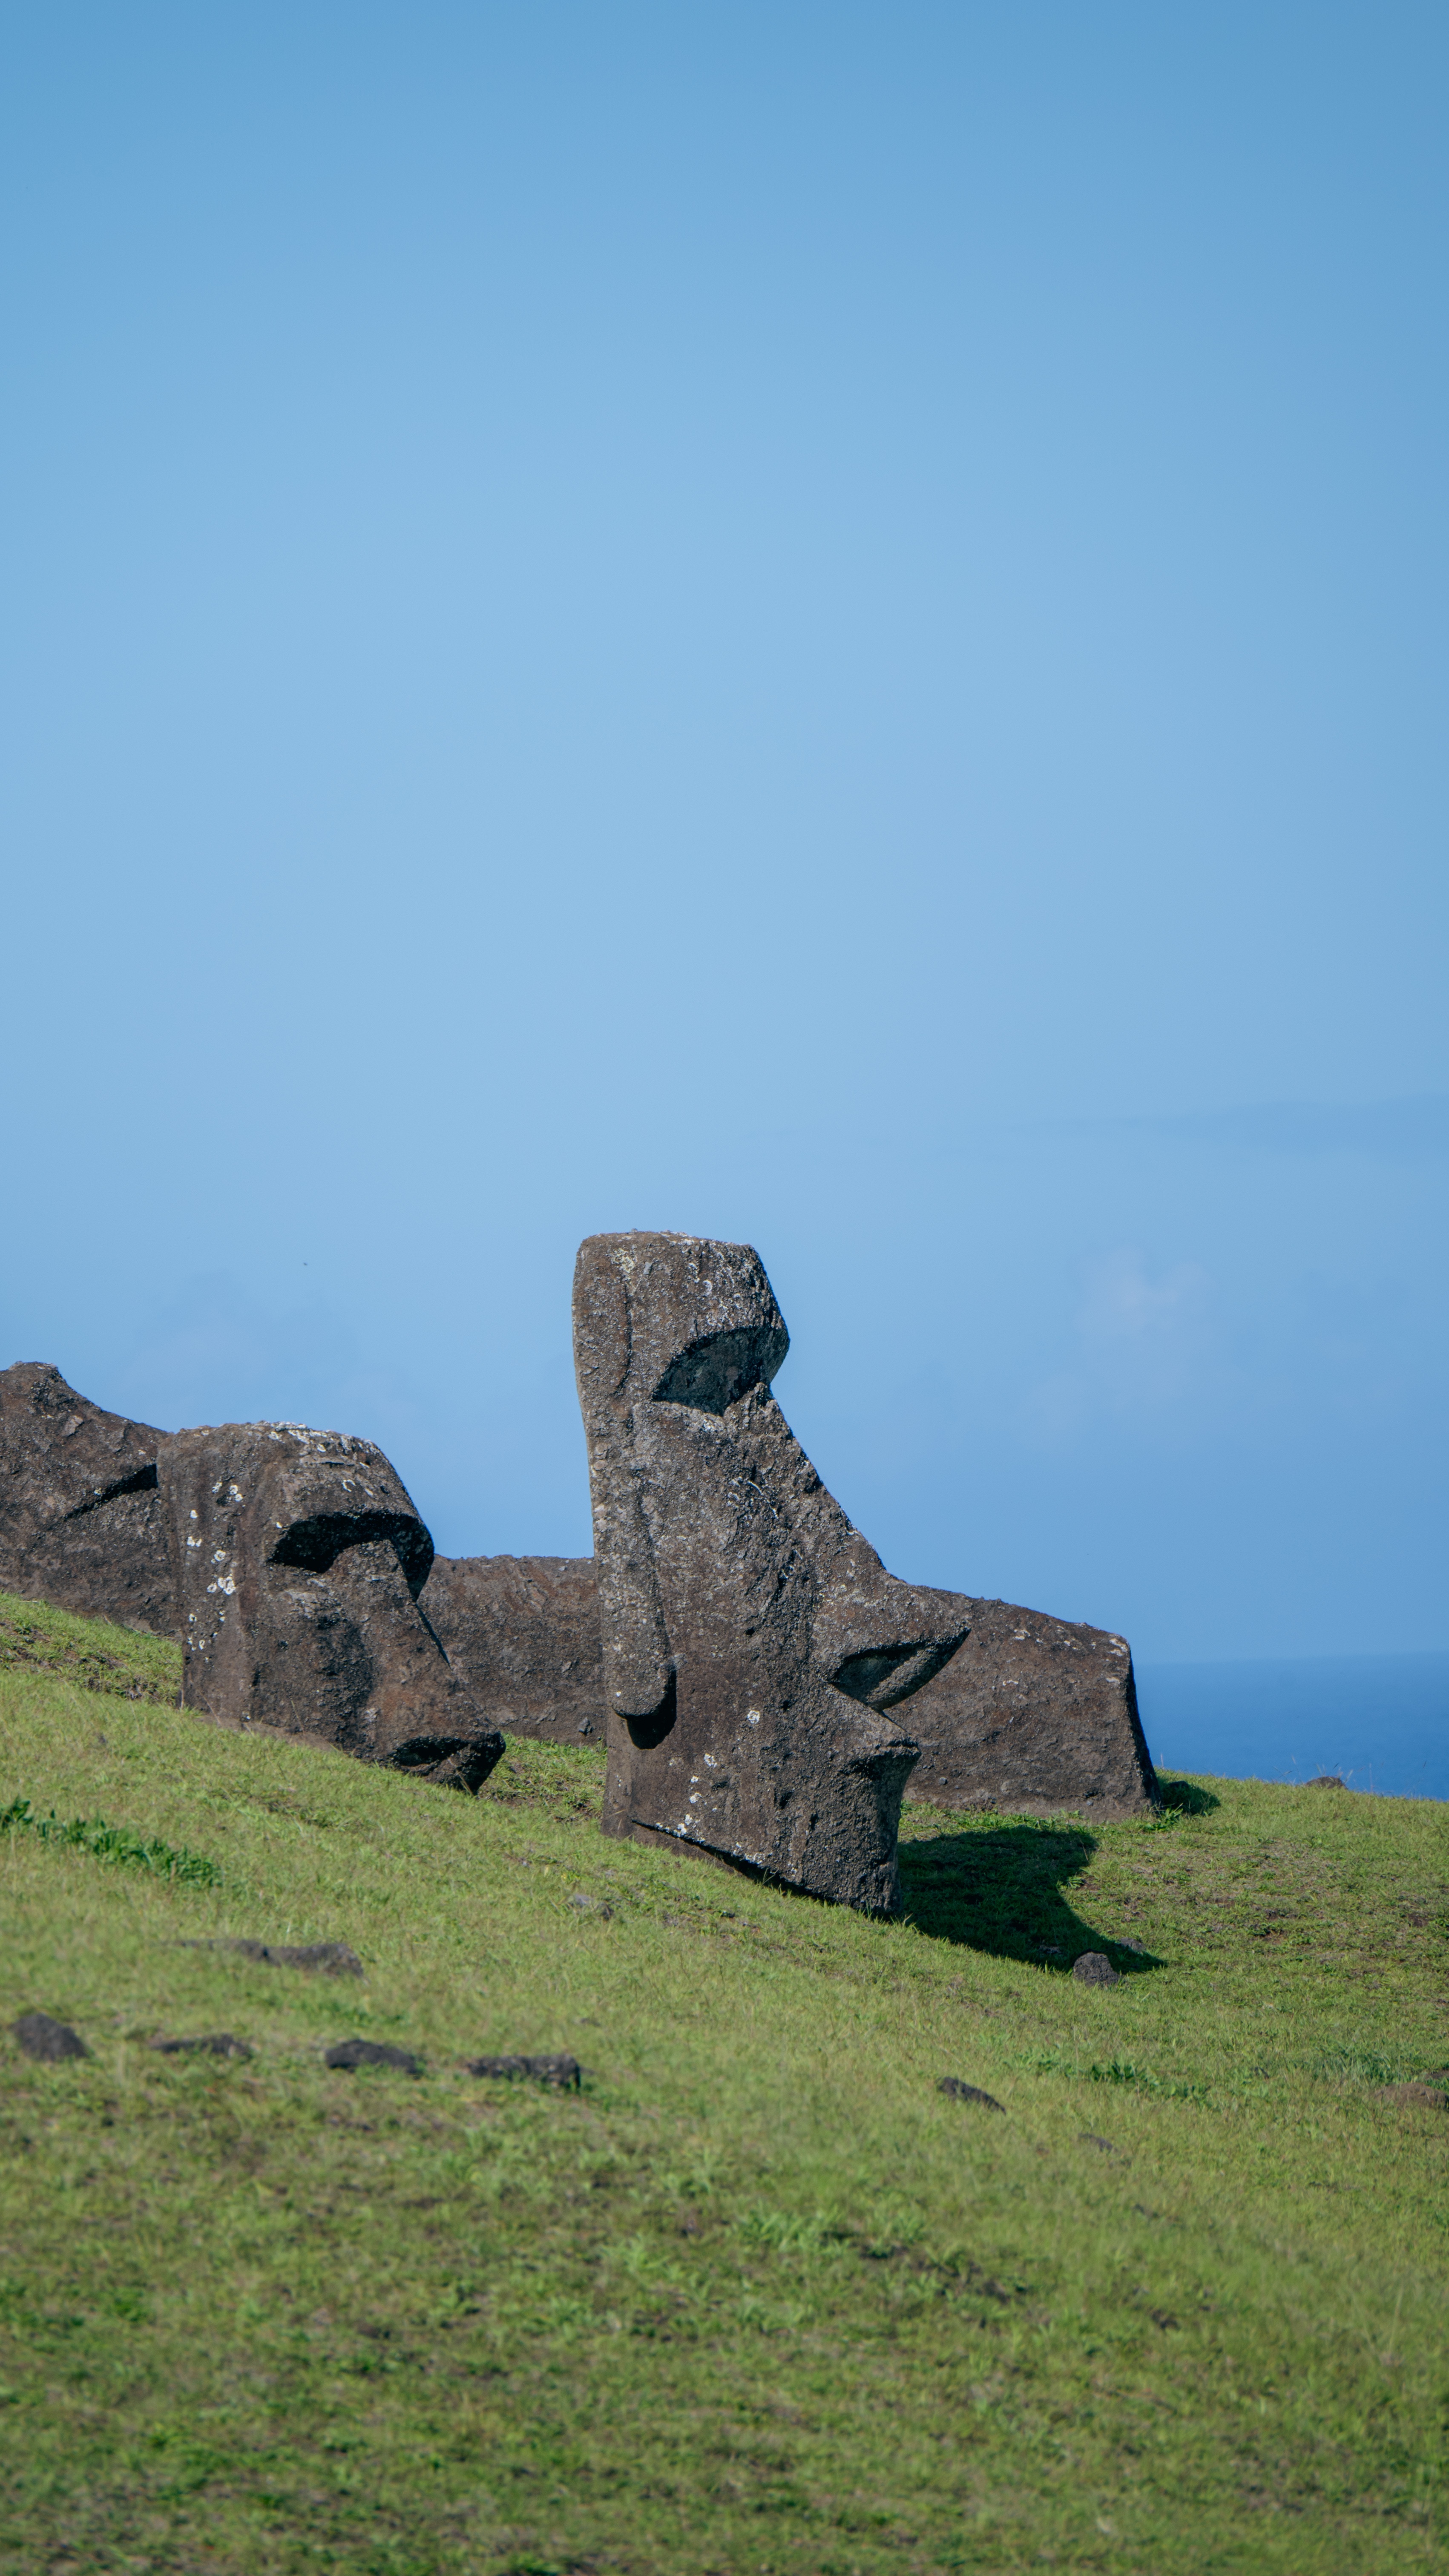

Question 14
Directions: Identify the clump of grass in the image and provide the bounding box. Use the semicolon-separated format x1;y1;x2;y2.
0;1794;222;1887
1311;2044;1424;2086
1088;2056;1208;2102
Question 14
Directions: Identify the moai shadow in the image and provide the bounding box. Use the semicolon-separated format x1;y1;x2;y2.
159;1423;504;1790
573;1232;973;1912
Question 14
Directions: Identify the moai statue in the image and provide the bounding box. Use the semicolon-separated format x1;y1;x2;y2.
903;1601;1158;1818
573;1232;972;1911
159;1423;504;1791
0;1362;173;1633
420;1552;605;1742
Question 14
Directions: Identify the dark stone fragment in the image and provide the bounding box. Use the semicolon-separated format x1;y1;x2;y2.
466;2053;581;2090
324;2038;423;2075
420;1554;605;1741
150;2032;253;2059
1072;1951;1121;1986
0;1363;173;1633
158;1423;504;1790
938;2076;1005;2111
192;1937;365;1977
1306;1774;1347;1789
12;2011;89;2062
904;1597;1158;1820
1078;2133;1116;2151
575;1232;972;1914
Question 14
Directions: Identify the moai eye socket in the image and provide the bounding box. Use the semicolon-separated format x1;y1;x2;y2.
269;1508;433;1598
651;1325;789;1417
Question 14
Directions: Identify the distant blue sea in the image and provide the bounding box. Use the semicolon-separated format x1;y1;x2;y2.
1136;1653;1449;1803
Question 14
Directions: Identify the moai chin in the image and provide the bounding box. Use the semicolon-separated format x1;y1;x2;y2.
573;1232;972;1912
159;1422;504;1791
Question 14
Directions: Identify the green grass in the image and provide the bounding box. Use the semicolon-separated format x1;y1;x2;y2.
0;1588;181;1705
0;1587;1446;2574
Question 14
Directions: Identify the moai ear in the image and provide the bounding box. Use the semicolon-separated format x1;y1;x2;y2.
572;1240;675;1736
594;1472;675;1734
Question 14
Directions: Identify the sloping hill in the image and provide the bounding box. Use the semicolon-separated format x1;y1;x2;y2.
1;1588;1446;2573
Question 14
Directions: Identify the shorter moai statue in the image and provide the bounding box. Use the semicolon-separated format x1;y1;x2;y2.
573;1232;973;1912
159;1423;504;1791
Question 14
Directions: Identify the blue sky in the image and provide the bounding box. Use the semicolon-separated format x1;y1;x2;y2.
2;2;1445;1662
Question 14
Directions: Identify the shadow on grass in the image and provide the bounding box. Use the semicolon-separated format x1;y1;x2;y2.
1158;1777;1221;1816
898;1822;1162;1972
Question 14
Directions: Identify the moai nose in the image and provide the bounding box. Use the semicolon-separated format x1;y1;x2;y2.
830;1636;969;1711
813;1572;974;1712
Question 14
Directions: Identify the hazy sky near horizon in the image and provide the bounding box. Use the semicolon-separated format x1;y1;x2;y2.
2;2;1445;1662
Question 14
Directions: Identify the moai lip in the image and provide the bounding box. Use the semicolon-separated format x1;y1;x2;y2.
158;1423;504;1791
573;1232;972;1912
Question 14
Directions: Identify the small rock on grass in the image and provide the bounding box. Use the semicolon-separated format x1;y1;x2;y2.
1072;1952;1120;1987
568;1892;614;1917
1307;1774;1347;1789
938;2077;1004;2111
150;2033;253;2060
325;2039;423;2076
180;1938;363;1977
467;2052;581;2091
11;2012;89;2062
1078;2133;1116;2152
1375;2082;1448;2110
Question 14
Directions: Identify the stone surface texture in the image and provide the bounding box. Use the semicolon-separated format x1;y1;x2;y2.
158;1423;503;1791
150;2033;253;2059
0;1363;173;1632
466;2053;582;2089
12;2011;89;2061
1072;1951;1121;1987
938;2078;1005;2110
420;1553;604;1741
574;1231;972;1914
903;1597;1157;1819
199;1939;365;1977
325;2039;422;2074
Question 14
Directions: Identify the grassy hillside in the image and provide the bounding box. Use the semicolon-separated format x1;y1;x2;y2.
0;1588;1446;2575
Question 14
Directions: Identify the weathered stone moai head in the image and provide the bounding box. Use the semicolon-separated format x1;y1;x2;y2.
159;1423;503;1790
573;1232;972;1911
0;1362;173;1633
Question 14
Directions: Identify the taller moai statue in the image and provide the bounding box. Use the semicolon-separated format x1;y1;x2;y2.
573;1231;972;1912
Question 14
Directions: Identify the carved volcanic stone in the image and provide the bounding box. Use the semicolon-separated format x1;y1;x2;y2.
0;1362;174;1633
903;1598;1157;1818
158;1423;504;1791
420;1554;604;1741
573;1232;972;1913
